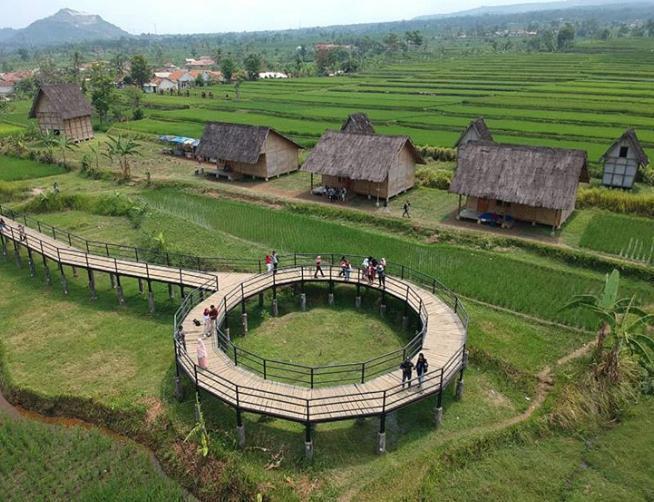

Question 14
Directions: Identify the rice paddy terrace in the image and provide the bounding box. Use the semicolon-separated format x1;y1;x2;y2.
111;43;654;164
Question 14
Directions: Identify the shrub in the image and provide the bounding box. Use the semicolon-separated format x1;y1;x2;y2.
132;108;145;121
416;167;452;189
417;145;457;162
642;164;654;186
577;187;654;218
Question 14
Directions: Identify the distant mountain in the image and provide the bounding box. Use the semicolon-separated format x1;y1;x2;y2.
415;0;654;19
0;8;130;47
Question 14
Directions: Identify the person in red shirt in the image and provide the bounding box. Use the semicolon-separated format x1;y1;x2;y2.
265;254;272;273
207;305;218;337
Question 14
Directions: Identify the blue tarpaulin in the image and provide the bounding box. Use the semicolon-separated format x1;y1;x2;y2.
159;135;199;147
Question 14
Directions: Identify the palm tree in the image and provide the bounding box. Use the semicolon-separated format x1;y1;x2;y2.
562;270;654;382
53;134;78;167
104;135;141;179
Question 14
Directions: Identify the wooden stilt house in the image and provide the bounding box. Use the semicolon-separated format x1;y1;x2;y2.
196;122;301;180
450;141;589;231
29;84;94;142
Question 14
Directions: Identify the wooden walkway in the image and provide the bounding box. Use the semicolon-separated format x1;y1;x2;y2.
1;213;468;425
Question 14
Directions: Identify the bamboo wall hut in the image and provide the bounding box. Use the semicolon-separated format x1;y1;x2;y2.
341;113;376;135
454;117;493;148
29;84;93;142
450;141;589;230
600;129;649;189
301;130;425;203
196;122;300;179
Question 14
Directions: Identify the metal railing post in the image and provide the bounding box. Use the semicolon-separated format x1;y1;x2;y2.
361;363;365;383
310;367;314;389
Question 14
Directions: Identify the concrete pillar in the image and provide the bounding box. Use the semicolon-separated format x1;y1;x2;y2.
237;424;246;449
377;432;386;454
148;292;155;313
402;316;409;329
355;296;362;308
434;406;443;427
60;268;69;295
138;278;144;294
241;313;248;334
13;241;21;267
300;293;307;311
328;292;335;306
72;266;79;278
88;269;97;300
175;377;184;401
27;249;36;277
379;304;387;316
272;298;278;317
258;292;264;307
168;283;174;300
43;258;52;286
115;277;125;305
0;234;7;256
455;379;465;401
109;273;116;289
304;423;314;461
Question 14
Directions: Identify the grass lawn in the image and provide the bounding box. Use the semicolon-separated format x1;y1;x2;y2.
0;155;67;182
0;413;184;500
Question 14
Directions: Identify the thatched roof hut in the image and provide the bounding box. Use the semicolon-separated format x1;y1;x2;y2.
29;84;93;141
341;113;376;135
450;141;588;229
454;117;493;148
599;129;649;189
196;122;301;180
302;130;424;201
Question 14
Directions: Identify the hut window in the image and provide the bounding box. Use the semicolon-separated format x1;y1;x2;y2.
619;146;629;158
496;200;511;208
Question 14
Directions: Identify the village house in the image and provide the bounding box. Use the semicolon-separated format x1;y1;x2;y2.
184;57;216;70
302;114;424;203
600;129;649;189
29;84;94;142
0;70;33;98
258;72;289;79
454;117;493;148
450;141;589;231
196;122;301;180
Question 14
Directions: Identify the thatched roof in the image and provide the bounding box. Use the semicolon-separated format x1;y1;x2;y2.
29;84;92;120
196;122;300;164
600;128;649;166
450;141;589;211
302;131;425;182
341;113;376;135
454;117;493;147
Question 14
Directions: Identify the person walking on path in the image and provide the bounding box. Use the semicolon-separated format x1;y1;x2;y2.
202;307;211;336
400;358;414;389
175;325;187;352
377;261;386;288
314;255;325;278
18;224;26;241
0;218;6;233
197;337;208;369
265;254;273;273
272;251;279;274
402;201;411;218
416;353;429;389
208;304;218;337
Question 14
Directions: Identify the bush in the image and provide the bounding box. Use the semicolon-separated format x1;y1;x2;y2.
417;145;457;162
416;167;452;189
132;108;145;121
642;164;654;186
577;187;654;217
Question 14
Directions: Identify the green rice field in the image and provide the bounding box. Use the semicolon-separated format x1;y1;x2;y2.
0;155;67;181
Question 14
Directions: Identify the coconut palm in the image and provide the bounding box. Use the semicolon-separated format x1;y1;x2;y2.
562;269;654;382
104;135;141;179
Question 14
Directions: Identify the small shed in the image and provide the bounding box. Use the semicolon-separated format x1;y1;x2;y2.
196;122;301;180
341;113;376;135
450;141;589;230
29;84;93;142
302;130;424;203
600;129;649;189
454;117;493;148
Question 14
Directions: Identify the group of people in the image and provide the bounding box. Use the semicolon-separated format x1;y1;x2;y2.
400;353;429;390
361;256;387;287
264;251;279;274
202;304;219;337
325;186;347;202
173;302;218;371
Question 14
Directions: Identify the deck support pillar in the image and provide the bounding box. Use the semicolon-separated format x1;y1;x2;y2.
72;266;78;278
402;315;409;329
434;406;443;427
42;255;51;285
455;378;464;401
377;414;386;454
271;298;278;317
59;264;68;295
258;292;264;307
109;273;116;289
236;410;245;448
241;313;248;334
174;362;184;401
115;275;125;305
26;248;36;277
355;296;362;308
0;233;7;257
180;285;186;299
168;283;174;300
379;304;387;316
304;423;314;461
138;278;144;294
88;269;97;300
300;293;306;311
328;292;334;306
13;240;21;267
147;281;155;313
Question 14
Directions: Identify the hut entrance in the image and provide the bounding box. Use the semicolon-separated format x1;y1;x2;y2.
476;198;489;212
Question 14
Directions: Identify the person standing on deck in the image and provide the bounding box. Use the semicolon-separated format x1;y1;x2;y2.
314;255;325;278
272;251;279;274
265;254;273;273
202;307;211;336
400;358;414;389
197;337;208;369
377;261;386;288
208;305;218;337
175;325;186;352
416;353;429;389
0;218;6;233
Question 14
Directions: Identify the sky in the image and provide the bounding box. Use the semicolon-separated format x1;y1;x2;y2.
5;0;551;34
